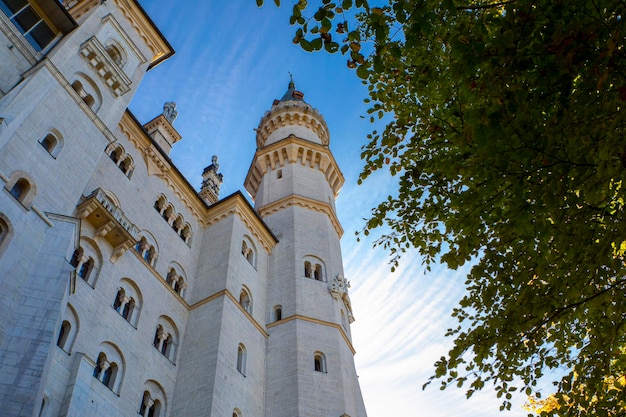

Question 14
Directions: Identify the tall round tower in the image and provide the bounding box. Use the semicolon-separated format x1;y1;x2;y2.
245;80;367;417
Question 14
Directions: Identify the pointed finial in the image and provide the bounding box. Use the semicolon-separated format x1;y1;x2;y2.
288;71;294;89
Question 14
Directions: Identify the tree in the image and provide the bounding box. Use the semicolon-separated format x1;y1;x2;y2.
258;0;626;415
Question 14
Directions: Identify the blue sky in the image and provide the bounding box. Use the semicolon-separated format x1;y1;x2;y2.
130;1;530;415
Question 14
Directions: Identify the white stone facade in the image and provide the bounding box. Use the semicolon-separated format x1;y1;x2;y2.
0;1;366;417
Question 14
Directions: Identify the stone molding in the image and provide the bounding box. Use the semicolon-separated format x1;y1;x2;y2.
244;135;344;199
256;100;330;148
258;194;344;238
205;193;277;253
111;0;173;68
266;314;356;355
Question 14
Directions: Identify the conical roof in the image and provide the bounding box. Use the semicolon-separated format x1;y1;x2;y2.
278;78;305;103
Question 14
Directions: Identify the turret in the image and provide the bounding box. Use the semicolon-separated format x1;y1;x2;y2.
248;80;367;417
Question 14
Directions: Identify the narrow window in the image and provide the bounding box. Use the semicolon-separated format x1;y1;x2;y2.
273;305;282;322
70;248;82;267
314;352;326;373
239;289;252;314
113;289;124;311
10;179;29;201
122;298;135;320
314;264;322;281
276;169;282;179
78;257;93;280
236;344;247;375
304;261;311;278
40;134;57;156
56;320;71;350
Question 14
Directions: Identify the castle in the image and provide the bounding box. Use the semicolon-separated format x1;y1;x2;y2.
0;0;367;416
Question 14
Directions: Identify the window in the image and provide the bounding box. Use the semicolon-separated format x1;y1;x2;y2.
272;305;282;322
77;257;94;281
56;304;78;353
135;237;157;267
314;352;327;373
303;257;325;282
241;237;256;267
276;169;282;179
239;287;252;314
40;133;62;157
105;144;133;178
113;283;141;327
139;391;161;417
71;80;95;108
10;178;28;201
153;317;178;362
236;344;247;376
0;0;56;51
0;215;13;258
93;352;118;390
56;320;71;350
105;44;123;66
6;172;36;209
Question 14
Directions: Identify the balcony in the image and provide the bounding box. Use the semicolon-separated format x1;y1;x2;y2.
77;188;139;261
79;36;131;97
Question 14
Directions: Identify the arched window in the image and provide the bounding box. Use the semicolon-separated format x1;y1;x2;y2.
40;132;62;157
119;155;133;178
0;215;14;258
6;172;36;209
93;352;118;390
303;257;326;282
109;145;123;164
273;305;282;322
239;287;252;314
180;223;192;245
314;264;322;281
105;44;123;66
233;408;242;417
236;344;247;376
77;257;94;281
138;384;165;417
154;195;166;214
241;237;256;267
71;80;95;109
56;320;71;350
113;283;141;326
314;352;327;373
153;318;179;362
135;236;158;267
10;178;29;201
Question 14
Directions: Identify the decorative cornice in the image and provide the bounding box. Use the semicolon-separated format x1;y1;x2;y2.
266;314;356;355
258;194;343;238
189;289;269;338
244;135;344;199
256;101;329;148
205;193;277;253
143;114;182;144
111;0;173;69
118;113;205;221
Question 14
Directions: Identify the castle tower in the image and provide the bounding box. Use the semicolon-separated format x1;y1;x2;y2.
245;80;367;417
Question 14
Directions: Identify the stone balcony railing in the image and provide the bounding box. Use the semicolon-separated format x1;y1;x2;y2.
79;36;131;97
76;188;139;262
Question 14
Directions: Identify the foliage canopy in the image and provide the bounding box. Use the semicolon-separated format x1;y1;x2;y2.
258;0;626;415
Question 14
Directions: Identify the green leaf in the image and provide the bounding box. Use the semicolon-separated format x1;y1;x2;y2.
299;38;313;52
356;64;368;79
